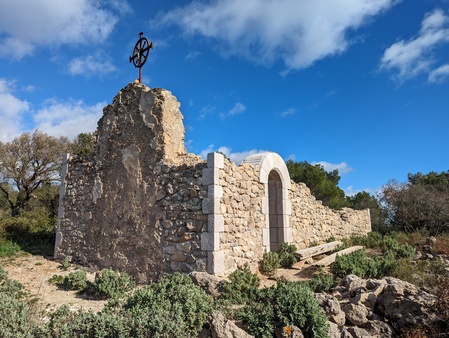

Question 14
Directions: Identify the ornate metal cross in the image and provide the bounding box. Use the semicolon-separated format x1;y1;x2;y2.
129;32;154;83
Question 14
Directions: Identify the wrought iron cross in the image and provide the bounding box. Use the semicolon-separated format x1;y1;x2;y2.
129;32;154;83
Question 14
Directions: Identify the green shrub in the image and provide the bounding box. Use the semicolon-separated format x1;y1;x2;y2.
307;270;334;293
63;270;88;291
0;239;20;257
60;257;70;271
124;273;213;338
0;266;35;338
220;264;260;304
278;243;298;268
47;274;65;286
239;281;329;338
331;249;379;279
37;305;132;338
260;251;280;276
94;268;135;299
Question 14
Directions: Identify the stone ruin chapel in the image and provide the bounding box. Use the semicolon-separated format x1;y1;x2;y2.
55;81;371;282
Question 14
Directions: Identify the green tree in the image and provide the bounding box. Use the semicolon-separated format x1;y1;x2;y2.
0;131;71;217
73;132;96;156
347;191;387;232
286;160;348;209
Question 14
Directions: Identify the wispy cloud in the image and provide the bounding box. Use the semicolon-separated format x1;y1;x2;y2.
157;0;397;72
428;64;449;83
198;105;216;120
220;102;246;119
380;9;449;83
200;145;269;164
68;52;117;77
278;108;296;117
0;0;128;59
312;161;353;175
185;51;201;61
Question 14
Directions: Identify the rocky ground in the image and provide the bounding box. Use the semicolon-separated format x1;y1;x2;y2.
2;248;448;338
1;254;106;316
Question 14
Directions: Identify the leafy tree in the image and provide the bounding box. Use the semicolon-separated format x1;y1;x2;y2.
286;160;348;209
346;191;387;232
0;130;71;216
73;132;96;156
380;171;449;234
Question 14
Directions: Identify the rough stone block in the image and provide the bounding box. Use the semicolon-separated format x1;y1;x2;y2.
207;250;225;274
207;152;224;169
208;214;224;232
201;232;220;251
202;197;220;214
201;167;219;186
208;184;223;198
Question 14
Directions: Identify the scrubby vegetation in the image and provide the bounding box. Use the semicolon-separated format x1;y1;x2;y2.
260;243;298;276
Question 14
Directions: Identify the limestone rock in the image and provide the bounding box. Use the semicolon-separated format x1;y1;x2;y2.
210;311;254;338
342;303;369;326
189;271;224;298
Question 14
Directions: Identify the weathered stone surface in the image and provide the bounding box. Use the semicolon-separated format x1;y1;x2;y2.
210;311;254;338
56;81;371;280
189;271;224;298
342;303;369;326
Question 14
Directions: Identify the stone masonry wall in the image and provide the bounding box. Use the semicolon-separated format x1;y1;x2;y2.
289;182;371;249
56;82;210;282
219;159;266;275
56;81;370;282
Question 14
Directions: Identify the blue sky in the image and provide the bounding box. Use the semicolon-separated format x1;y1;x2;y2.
1;0;448;196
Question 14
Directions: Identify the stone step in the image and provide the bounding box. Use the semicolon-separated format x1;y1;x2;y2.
313;246;364;267
294;241;343;260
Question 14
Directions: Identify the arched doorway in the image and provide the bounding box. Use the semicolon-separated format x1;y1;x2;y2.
268;170;284;251
242;152;292;253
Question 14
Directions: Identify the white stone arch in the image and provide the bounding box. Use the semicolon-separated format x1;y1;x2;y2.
242;152;292;252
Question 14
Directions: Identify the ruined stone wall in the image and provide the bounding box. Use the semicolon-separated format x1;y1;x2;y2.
56;81;370;282
289;182;371;249
56;82;210;282
219;160;266;274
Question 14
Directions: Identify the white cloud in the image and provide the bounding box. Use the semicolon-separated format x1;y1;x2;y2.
380;9;449;82
198;105;216;120
220;102;246;119
312;161;353;175
278;108;296;117
0;0;127;59
68;52;117;77
0;79;30;142
33;99;104;139
185;51;202;61
344;185;379;197
200;145;269;164
157;0;397;71
428;64;449;83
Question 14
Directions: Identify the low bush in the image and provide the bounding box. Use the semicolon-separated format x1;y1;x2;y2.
94;268;135;299
124;273;213;337
260;251;280;276
63;270;88;291
307;270;334;293
220;264;260;304
331;249;380;279
0;239;20;257
239;281;329;338
260;244;298;276
0;266;36;338
278;243;298;268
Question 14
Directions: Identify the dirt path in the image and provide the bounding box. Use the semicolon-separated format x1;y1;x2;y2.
1;254;106;317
